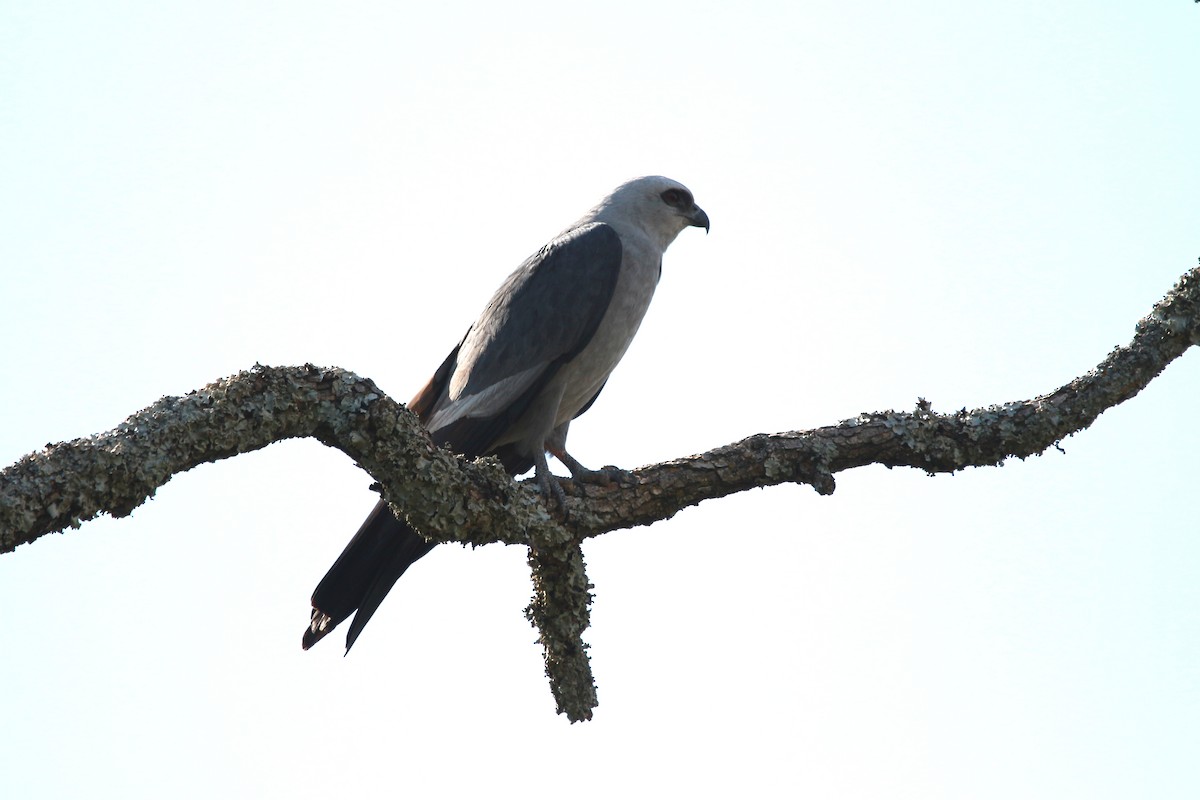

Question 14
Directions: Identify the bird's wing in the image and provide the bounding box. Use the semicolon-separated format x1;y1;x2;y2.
421;222;623;459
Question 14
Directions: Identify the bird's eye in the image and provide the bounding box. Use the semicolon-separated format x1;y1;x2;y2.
661;188;690;208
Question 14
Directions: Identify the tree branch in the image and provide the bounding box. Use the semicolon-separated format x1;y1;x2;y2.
2;263;1198;722
562;263;1200;538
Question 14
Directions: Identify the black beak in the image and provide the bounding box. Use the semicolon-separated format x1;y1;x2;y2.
688;205;710;233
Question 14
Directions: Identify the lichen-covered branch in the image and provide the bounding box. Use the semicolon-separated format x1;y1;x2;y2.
526;540;597;721
562;264;1200;538
1;263;1198;723
0;364;556;553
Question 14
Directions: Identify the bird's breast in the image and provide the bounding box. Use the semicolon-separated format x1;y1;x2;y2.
553;244;660;425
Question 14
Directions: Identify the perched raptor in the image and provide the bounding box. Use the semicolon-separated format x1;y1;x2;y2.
303;175;709;652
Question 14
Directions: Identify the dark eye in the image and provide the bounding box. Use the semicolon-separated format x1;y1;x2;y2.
661;188;691;208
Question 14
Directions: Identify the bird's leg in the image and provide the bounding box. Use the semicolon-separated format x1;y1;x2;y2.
551;447;629;487
545;424;633;488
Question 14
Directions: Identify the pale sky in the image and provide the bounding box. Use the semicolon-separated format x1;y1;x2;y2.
2;3;1199;798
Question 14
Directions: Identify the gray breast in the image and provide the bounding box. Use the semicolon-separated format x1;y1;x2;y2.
552;239;661;426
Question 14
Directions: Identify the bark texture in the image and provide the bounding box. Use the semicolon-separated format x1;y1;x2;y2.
2;263;1198;722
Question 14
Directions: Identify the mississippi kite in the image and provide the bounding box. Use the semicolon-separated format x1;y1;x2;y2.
303;175;709;652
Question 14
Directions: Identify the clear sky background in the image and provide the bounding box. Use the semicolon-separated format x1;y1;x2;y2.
2;2;1199;798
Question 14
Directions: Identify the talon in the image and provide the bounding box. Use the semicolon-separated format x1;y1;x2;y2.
539;473;569;517
533;451;571;519
603;466;637;487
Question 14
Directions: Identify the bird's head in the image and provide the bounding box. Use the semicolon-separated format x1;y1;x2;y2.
594;176;709;249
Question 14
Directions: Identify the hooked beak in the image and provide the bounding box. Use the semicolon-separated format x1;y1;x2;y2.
687;205;710;233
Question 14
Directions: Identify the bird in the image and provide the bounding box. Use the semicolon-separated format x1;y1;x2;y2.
303;175;710;653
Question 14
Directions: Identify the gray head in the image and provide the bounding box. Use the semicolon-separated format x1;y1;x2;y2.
589;176;710;249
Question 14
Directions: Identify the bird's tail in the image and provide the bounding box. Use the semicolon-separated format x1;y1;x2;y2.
302;499;436;653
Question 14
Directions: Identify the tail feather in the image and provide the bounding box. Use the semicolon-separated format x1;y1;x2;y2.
341;531;435;652
302;499;435;652
302;609;338;650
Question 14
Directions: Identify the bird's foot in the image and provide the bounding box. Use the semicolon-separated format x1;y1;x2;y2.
553;449;634;488
537;450;635;519
537;469;571;517
568;463;634;488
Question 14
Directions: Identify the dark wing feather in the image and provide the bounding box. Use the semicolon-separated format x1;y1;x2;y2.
431;371;558;462
421;222;623;460
449;222;623;399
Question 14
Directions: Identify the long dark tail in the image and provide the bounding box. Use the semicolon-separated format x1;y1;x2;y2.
302;499;436;653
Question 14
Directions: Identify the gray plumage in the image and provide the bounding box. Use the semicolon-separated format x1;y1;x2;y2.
303;176;709;652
